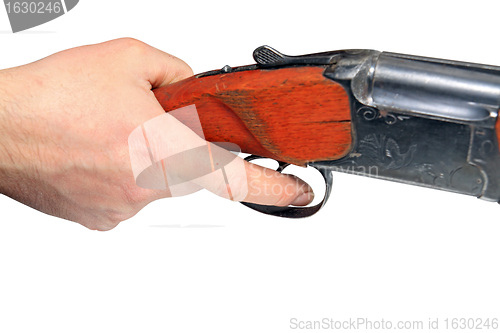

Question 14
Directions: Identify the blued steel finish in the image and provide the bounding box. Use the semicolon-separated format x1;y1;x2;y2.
321;49;500;203
350;52;500;124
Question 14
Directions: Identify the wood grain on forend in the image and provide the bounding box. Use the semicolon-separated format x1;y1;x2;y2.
154;66;352;166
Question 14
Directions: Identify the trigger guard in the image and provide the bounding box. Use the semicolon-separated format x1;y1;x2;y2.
240;155;333;218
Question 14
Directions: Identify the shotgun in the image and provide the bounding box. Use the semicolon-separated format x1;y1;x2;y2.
153;46;500;218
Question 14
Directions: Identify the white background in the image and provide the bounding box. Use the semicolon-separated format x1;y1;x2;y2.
0;1;499;332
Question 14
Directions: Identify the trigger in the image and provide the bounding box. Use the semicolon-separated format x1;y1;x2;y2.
240;155;333;218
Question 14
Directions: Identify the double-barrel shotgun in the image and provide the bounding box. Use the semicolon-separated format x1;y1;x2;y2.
154;46;500;218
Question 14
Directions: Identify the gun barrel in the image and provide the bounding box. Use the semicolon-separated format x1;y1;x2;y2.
355;52;500;125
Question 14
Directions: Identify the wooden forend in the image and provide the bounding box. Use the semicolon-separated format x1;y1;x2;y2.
154;66;352;166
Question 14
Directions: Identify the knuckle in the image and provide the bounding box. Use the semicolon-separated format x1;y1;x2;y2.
113;37;147;50
108;38;150;60
81;216;121;231
93;219;121;232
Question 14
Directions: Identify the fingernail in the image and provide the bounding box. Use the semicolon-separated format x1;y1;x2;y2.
291;191;314;206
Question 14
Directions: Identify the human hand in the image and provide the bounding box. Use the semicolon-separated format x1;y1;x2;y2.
0;38;313;230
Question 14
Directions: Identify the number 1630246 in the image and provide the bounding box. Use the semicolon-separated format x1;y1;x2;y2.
5;1;62;14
